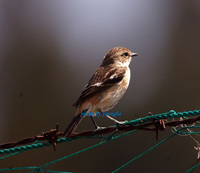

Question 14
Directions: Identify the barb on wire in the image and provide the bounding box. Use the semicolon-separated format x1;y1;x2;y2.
1;109;200;151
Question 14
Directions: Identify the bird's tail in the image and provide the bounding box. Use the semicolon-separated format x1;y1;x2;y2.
63;113;84;137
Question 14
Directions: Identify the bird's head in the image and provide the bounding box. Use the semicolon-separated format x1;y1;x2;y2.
102;47;138;67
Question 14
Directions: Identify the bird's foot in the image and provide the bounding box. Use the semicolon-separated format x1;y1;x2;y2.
116;120;128;125
93;126;106;133
115;120;128;131
93;126;106;139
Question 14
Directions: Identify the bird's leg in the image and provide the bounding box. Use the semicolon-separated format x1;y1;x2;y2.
106;115;128;131
90;116;99;130
90;116;105;131
105;115;127;124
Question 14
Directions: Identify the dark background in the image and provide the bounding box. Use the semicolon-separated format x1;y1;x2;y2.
0;1;200;172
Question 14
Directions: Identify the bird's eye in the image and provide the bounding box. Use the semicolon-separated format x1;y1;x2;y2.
123;52;129;57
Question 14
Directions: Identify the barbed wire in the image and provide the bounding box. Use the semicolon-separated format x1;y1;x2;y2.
1;110;200;153
1;109;200;173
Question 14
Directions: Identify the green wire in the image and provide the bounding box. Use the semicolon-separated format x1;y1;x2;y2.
112;134;176;173
28;130;137;173
1;109;200;172
1;109;200;156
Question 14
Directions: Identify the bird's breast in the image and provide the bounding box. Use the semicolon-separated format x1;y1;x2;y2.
98;67;130;112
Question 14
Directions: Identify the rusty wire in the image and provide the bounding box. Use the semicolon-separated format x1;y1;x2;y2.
1;115;200;150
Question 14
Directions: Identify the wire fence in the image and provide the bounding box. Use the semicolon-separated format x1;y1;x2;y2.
1;109;200;172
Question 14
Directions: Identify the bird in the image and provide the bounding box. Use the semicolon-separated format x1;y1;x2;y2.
63;47;138;137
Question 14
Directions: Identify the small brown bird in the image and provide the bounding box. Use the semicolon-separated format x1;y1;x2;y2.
64;47;138;137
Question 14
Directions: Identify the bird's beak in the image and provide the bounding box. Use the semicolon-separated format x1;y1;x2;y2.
131;52;138;57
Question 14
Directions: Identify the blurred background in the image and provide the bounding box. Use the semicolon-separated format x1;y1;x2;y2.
0;0;200;172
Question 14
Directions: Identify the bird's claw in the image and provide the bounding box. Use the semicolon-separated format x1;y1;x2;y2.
116;120;128;131
93;126;106;133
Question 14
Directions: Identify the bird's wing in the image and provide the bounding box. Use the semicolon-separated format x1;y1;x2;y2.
73;66;127;108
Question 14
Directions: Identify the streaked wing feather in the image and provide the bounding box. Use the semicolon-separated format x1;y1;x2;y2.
73;66;126;108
